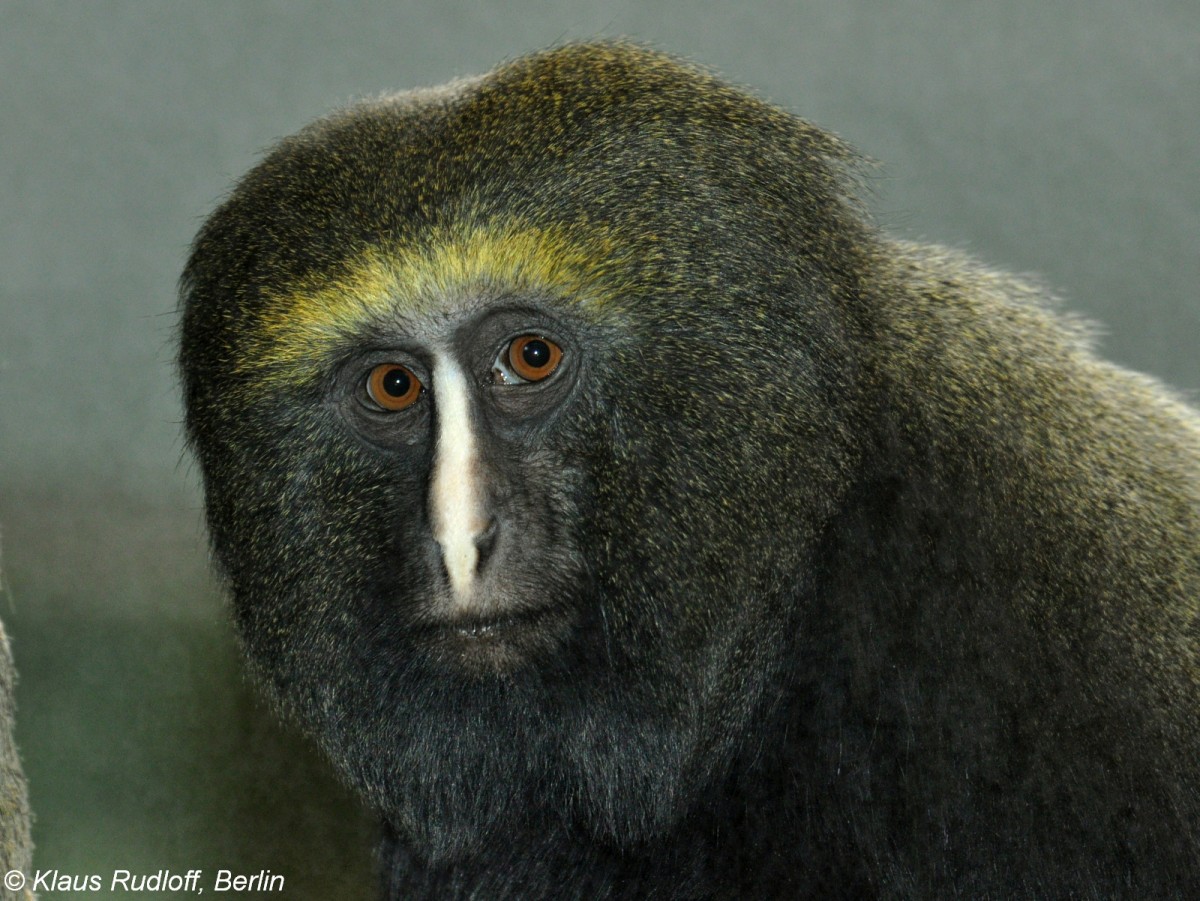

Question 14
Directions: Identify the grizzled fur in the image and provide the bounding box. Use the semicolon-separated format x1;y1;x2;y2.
180;42;1200;899
0;602;33;900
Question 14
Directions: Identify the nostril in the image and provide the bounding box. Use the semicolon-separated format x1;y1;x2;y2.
474;518;499;570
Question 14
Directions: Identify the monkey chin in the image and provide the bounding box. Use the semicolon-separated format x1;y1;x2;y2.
425;604;578;677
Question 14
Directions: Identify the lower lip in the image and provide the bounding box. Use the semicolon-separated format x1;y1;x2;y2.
451;606;556;640
430;606;574;671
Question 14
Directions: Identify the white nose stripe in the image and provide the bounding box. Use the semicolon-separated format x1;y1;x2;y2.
429;354;487;600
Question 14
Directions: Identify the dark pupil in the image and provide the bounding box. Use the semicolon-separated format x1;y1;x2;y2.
382;367;411;397
521;339;551;369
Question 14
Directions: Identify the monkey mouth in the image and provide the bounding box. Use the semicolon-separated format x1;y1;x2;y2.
425;603;576;673
449;604;558;640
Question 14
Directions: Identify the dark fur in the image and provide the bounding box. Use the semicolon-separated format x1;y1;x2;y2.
180;42;1200;898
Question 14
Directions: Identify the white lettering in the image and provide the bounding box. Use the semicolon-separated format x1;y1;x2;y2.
214;869;284;892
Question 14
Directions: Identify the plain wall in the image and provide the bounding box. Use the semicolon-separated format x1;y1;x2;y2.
2;2;1196;897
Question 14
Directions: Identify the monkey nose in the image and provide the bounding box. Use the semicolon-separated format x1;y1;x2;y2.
434;512;499;602
474;518;499;571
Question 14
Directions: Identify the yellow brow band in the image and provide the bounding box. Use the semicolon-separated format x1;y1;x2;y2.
239;222;624;385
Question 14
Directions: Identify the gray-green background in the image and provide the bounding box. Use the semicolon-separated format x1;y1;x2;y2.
2;2;1197;898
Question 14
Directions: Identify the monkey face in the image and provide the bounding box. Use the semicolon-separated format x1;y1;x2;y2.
329;300;593;675
184;256;855;857
187;276;763;855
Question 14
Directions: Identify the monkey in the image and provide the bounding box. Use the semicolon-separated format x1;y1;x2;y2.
0;557;34;901
0;624;31;901
179;41;1200;899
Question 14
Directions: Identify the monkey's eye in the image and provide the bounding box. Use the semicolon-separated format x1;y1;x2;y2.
366;363;423;411
492;335;563;385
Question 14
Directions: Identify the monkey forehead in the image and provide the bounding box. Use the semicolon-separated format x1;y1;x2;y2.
237;221;626;382
183;40;864;397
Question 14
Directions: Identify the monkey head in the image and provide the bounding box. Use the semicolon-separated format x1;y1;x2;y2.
180;42;869;859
